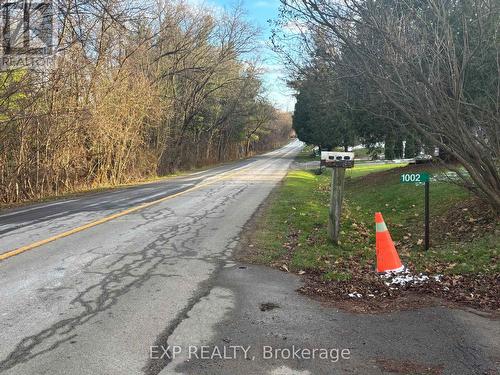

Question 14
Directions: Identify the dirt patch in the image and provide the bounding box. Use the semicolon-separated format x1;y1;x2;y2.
374;358;444;375
308;291;444;314
297;267;500;314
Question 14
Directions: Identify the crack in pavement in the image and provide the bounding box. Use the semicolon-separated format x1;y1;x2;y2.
0;182;247;373
142;256;227;375
143;188;247;375
0;143;299;374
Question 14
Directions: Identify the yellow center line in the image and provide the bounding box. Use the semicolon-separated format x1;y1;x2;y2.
0;160;266;262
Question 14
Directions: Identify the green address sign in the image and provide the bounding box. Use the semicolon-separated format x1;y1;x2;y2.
400;172;430;183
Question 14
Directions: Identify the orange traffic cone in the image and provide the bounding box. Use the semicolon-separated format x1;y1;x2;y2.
375;212;404;273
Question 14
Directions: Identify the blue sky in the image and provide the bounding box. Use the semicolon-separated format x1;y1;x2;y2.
205;0;296;112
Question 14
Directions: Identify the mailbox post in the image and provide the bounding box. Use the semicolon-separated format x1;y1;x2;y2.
321;152;355;244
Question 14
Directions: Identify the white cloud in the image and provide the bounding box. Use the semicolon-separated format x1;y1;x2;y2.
283;20;308;35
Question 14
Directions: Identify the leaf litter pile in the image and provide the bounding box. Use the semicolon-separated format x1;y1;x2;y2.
297;264;499;314
272;198;499;314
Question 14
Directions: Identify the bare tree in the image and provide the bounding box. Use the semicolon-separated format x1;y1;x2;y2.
0;0;292;204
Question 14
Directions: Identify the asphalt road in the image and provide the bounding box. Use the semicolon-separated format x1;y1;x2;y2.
1;140;499;375
0;141;302;374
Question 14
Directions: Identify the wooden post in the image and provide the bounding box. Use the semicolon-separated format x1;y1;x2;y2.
328;167;346;244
